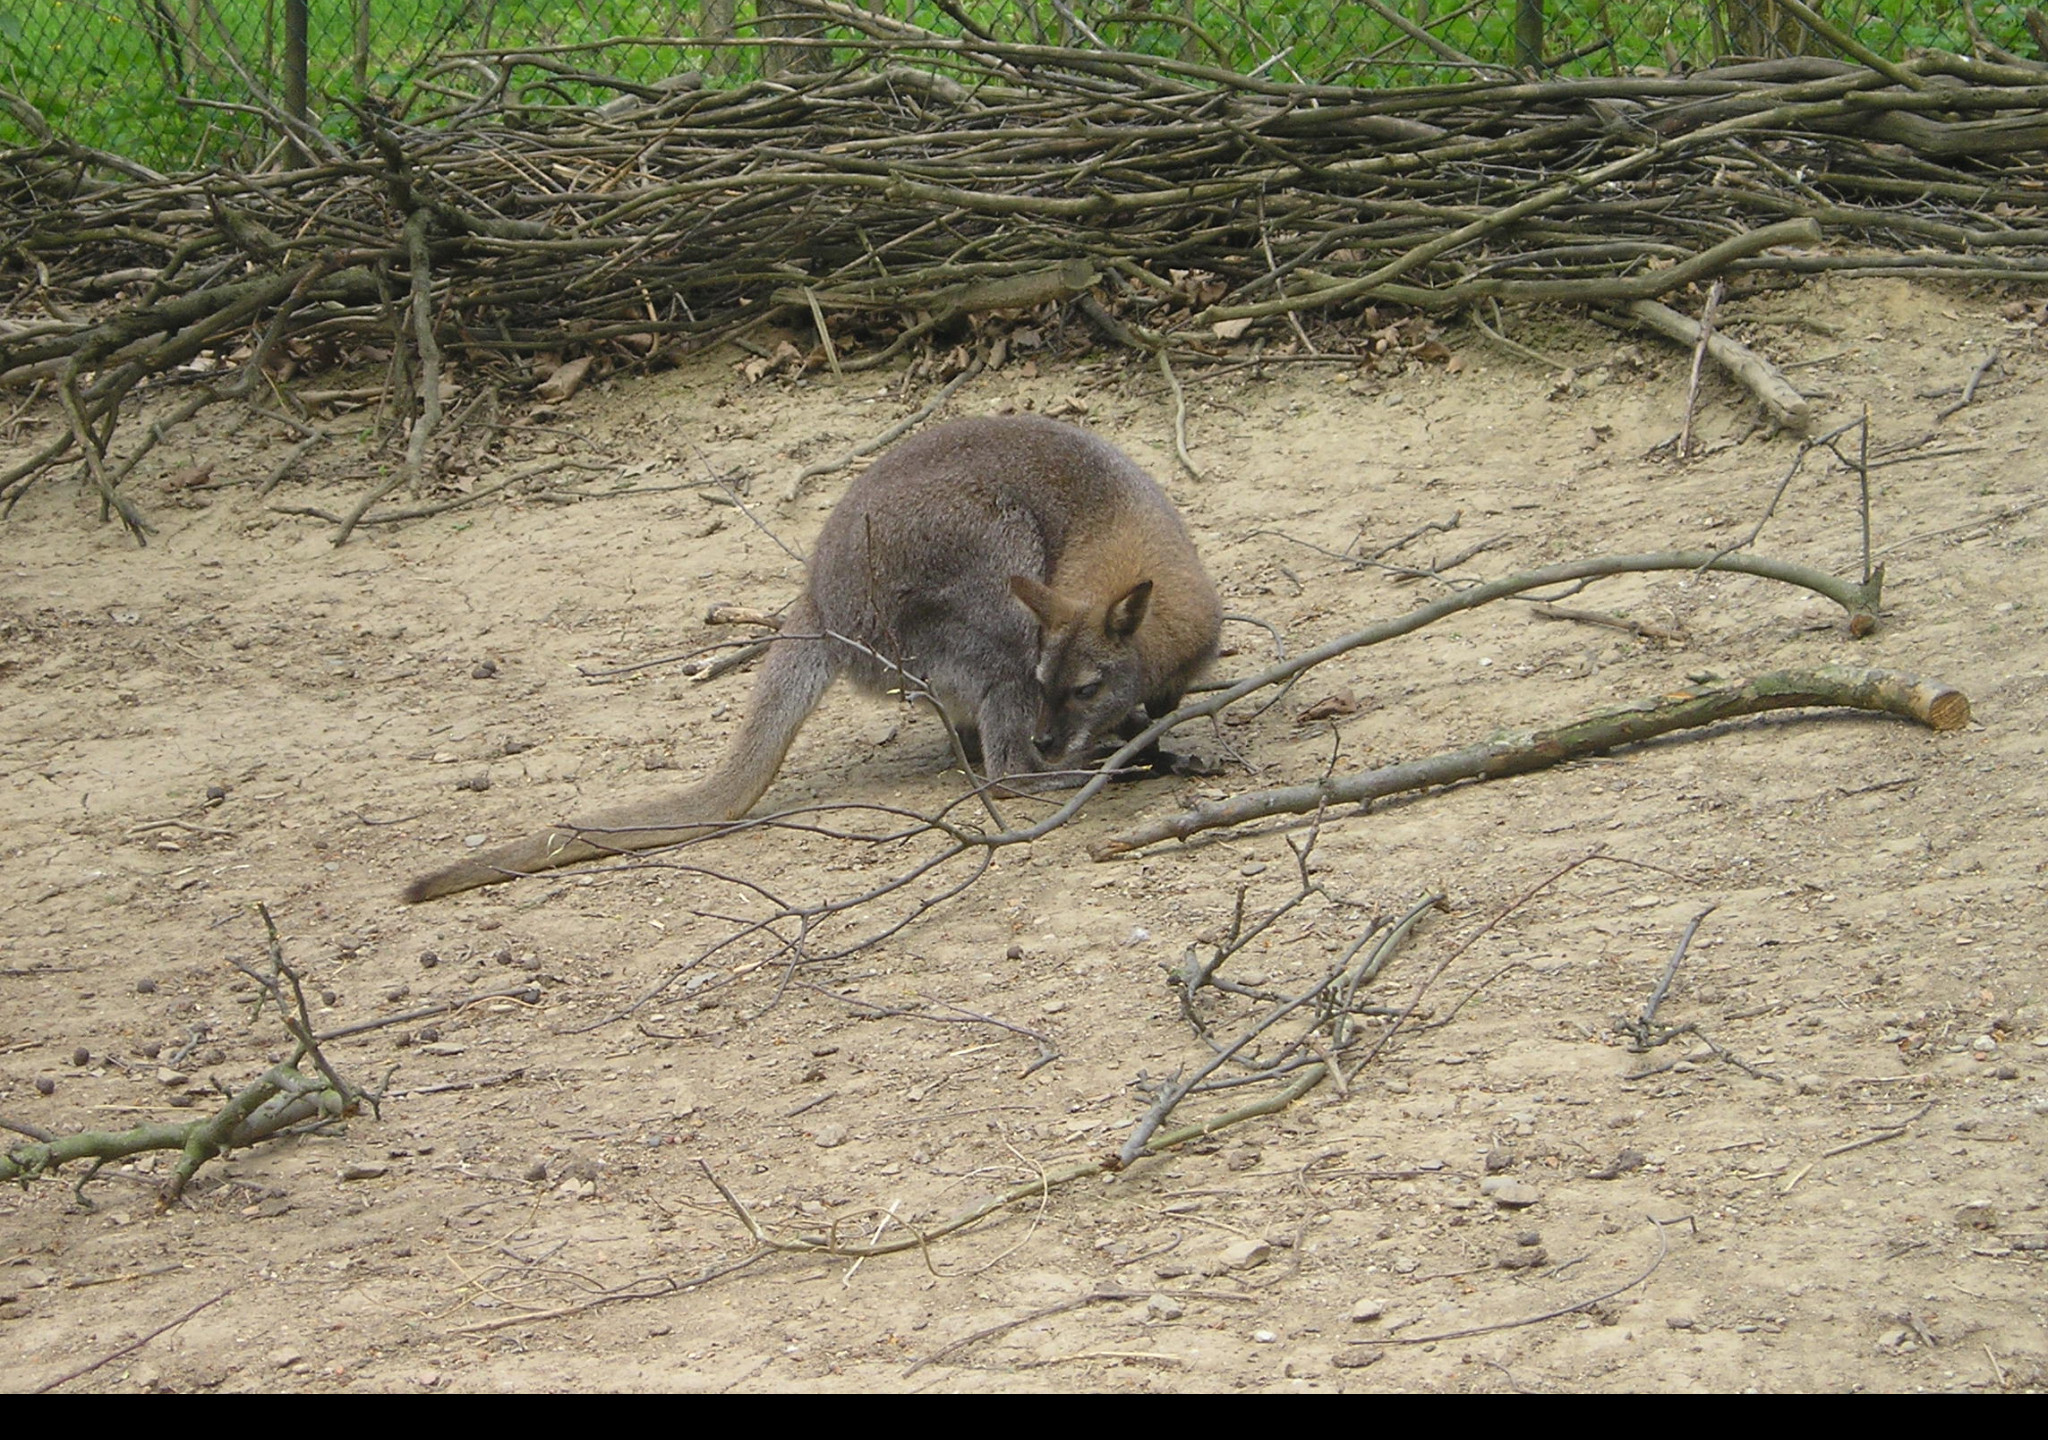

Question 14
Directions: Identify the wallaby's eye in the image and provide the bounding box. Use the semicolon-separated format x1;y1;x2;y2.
1074;681;1102;702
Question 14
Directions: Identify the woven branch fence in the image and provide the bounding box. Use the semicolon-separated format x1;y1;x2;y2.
2;0;2045;539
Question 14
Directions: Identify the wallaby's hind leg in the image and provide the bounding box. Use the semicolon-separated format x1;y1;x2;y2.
951;721;985;768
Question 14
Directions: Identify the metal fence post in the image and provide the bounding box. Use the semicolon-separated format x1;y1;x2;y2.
284;0;310;163
355;0;371;94
1515;0;1546;67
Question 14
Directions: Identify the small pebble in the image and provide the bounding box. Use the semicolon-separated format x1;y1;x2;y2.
1251;1329;1278;1344
136;978;157;995
1954;1201;1998;1230
1349;1299;1385;1323
471;659;498;679
813;1123;849;1148
1332;1347;1384;1370
456;773;491;793
524;1160;550;1183
1005;943;1024;960
1218;1239;1271;1271
1145;1294;1184;1321
205;784;228;803
139;1041;162;1059
1481;1177;1541;1209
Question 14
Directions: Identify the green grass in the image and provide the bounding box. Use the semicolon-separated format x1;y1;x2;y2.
2;2;2036;170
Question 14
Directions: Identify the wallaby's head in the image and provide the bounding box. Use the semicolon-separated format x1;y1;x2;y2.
1009;574;1153;768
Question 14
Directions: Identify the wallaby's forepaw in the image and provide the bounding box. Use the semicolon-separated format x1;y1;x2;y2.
986;768;1087;800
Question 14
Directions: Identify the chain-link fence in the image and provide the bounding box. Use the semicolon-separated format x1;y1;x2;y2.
5;2;2045;169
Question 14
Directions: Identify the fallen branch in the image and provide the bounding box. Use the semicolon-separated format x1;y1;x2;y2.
1620;296;1813;431
1;905;369;1206
1096;667;1967;857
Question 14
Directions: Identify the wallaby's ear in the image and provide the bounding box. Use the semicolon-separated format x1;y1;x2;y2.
1104;579;1153;639
1010;575;1077;631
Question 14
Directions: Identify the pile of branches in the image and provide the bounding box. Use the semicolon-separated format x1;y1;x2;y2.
3;0;2046;537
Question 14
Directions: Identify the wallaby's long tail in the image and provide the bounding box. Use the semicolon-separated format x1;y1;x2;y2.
402;604;839;902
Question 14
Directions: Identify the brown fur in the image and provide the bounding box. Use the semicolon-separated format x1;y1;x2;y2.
403;416;1220;901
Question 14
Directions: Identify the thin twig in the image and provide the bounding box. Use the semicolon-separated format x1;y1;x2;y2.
784;358;984;501
1625;904;1719;1049
1353;1217;1673;1346
32;1289;232;1393
1157;345;1201;481
1678;279;1724;457
1934;349;2001;423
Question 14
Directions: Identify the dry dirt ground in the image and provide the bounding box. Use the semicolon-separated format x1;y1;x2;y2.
2;275;2045;1393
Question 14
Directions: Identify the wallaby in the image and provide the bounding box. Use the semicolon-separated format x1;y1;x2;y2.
403;415;1222;902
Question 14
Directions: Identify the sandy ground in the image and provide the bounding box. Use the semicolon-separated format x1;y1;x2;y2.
2;275;2044;1393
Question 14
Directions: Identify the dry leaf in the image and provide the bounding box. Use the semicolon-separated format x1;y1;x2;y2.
1296;690;1361;724
535;355;593;402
